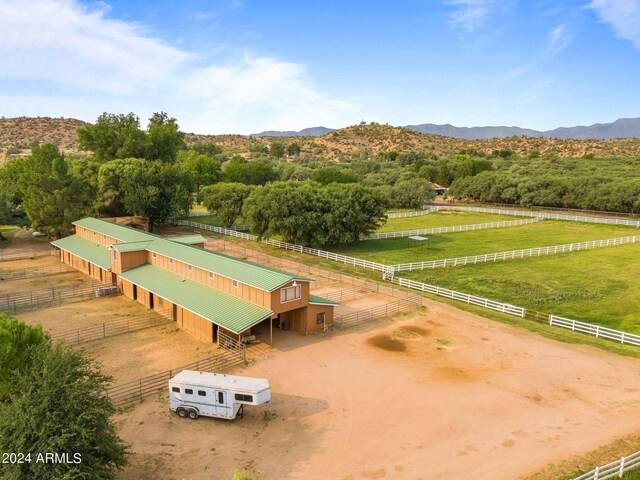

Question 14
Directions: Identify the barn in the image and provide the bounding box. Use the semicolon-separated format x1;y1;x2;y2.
51;218;336;344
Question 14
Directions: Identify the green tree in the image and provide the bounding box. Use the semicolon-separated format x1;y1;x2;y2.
17;144;93;237
0;341;129;480
145;112;186;163
200;182;253;227
77;112;146;161
269;141;286;158
97;158;147;217
123;161;193;231
177;150;221;195
223;158;278;185
311;167;358;185
286;142;301;156
193;142;223;157
0;313;48;400
389;178;436;209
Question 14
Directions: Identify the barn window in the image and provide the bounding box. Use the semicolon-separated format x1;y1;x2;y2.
172;387;180;393
158;298;164;307
281;284;301;303
169;258;174;264
234;394;253;402
187;265;193;271
208;272;214;279
103;234;107;240
185;389;193;395
152;253;157;258
316;312;326;325
198;390;206;397
232;280;238;288
93;231;96;237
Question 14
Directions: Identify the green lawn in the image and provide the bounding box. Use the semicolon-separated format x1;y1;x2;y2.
187;215;246;228
331;220;640;265
403;243;640;333
378;211;524;232
0;226;19;249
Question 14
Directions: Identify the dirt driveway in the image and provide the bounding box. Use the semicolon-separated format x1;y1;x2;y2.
115;299;640;480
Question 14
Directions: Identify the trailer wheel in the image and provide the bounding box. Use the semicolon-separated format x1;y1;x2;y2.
188;409;198;420
238;405;244;419
176;407;187;418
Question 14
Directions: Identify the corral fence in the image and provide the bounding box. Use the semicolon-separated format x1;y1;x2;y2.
385;207;440;219
394;205;640;227
182;212;249;231
394;277;525;317
321;283;382;303
571;450;640;480
0;281;119;313
550;315;640;347
450;202;640;219
334;296;423;329
103;349;247;407
390;235;640;272
361;217;540;240
0;263;74;281
50;311;170;346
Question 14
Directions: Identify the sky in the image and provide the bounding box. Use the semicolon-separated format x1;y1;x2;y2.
1;0;639;134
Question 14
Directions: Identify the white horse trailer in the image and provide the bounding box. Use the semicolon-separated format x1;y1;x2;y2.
169;370;271;420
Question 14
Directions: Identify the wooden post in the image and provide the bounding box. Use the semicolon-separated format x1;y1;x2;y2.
270;318;273;346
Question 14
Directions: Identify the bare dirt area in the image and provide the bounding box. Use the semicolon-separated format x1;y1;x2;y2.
0;228;52;255
16;296;156;333
115;299;640;480
83;323;217;385
0;254;59;270
0;269;88;296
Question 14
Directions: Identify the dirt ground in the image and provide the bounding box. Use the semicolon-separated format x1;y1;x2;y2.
0;269;89;296
17;296;157;333
0;228;51;255
115;298;640;480
0;254;59;270
83;323;218;384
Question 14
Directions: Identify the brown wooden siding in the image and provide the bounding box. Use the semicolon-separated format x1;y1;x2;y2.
271;281;311;315
74;226;119;246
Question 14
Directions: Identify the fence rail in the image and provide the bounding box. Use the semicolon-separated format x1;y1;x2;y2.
50;311;170;345
0;281;119;313
361;217;540;240
334;297;423;329
395;277;525;317
550;315;640;347
0;263;74;281
321;284;381;303
385;207;440;218
572;450;640;480
390;235;640;272
103;349;247;407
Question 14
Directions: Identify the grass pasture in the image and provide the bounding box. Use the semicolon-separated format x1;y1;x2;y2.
404;242;640;333
378;211;524;232
331;220;640;265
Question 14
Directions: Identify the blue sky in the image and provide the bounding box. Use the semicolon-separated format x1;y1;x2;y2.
1;0;639;134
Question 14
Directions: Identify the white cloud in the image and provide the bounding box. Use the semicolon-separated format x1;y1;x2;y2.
547;23;571;52
589;0;640;51
445;0;497;31
0;0;356;133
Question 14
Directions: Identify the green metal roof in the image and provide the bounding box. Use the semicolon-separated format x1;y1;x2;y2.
73;218;155;243
118;264;273;334
309;294;338;306
145;238;312;292
170;234;206;245
112;241;153;253
51;235;111;270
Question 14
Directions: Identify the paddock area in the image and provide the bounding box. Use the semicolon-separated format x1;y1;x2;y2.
115;297;640;480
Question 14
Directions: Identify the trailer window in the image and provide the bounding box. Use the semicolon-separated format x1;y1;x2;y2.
198;390;206;397
234;394;253;402
172;387;180;393
217;392;224;403
185;389;193;395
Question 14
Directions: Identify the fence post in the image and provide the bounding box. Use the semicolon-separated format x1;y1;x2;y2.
618;456;625;477
594;466;599;480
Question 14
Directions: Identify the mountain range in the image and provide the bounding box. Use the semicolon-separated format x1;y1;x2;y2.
252;117;640;140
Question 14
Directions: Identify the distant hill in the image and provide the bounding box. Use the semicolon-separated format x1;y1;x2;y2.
3;116;640;160
251;126;335;137
254;118;640;140
407;117;640;140
0;116;86;151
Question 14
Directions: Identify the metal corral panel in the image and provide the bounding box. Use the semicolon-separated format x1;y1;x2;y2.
51;235;112;270
171;370;270;395
118;264;273;333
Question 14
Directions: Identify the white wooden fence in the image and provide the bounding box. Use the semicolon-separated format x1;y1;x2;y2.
571;450;640;480
394;277;525;317
361;217;540;240
177;220;389;272
385;207;440;218
550;315;640;347
389;205;640;227
390;235;640;272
